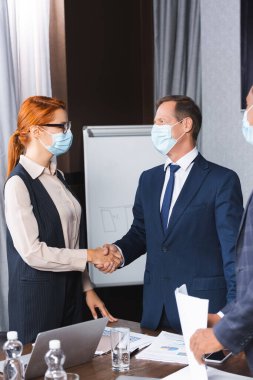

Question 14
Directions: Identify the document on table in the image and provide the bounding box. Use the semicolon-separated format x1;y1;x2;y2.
0;353;31;373
175;284;209;380
135;331;187;364
95;327;155;355
162;365;253;379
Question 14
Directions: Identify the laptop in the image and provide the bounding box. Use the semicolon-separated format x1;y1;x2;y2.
0;317;108;379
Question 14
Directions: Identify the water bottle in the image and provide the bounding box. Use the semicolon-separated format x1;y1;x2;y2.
44;340;67;380
2;331;24;380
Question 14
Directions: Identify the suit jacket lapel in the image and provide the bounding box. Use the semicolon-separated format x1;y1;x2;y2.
165;153;210;238
150;166;166;239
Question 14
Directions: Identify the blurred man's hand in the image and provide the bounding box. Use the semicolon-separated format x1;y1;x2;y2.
190;328;223;364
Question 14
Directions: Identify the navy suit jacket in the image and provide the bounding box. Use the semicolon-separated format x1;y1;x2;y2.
214;192;253;373
115;153;243;331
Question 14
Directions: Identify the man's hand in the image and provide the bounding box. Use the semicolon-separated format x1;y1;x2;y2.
87;246;121;272
95;244;123;274
85;289;118;322
246;86;253;108
190;328;223;364
208;313;221;327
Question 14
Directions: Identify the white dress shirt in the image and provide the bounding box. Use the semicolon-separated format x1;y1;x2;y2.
4;155;92;291
160;147;198;227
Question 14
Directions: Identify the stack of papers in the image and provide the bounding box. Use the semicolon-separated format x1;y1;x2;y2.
175;284;209;380
162;366;253;380
171;285;252;380
95;327;155;355
130;330;155;352
135;331;188;364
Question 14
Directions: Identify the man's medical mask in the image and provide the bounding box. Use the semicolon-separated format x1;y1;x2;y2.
242;105;253;145
40;129;73;156
151;120;185;155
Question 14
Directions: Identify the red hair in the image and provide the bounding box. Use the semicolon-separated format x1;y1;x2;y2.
7;96;66;177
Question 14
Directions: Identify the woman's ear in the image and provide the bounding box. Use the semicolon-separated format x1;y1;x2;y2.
30;125;41;139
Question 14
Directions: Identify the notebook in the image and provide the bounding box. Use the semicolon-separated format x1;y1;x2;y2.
0;317;108;379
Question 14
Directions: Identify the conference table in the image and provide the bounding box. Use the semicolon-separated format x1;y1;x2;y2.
0;319;252;379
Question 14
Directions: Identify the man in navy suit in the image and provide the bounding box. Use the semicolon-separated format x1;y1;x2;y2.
190;87;253;372
100;95;243;332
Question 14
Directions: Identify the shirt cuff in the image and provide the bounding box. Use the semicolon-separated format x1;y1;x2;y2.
217;311;224;318
113;244;125;267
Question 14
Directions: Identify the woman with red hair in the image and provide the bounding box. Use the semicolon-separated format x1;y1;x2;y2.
4;96;120;344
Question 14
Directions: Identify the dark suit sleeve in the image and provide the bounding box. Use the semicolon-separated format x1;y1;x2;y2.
214;276;253;354
214;171;243;303
114;172;147;266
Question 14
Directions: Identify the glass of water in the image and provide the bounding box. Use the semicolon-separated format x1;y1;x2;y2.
110;327;130;371
66;373;80;380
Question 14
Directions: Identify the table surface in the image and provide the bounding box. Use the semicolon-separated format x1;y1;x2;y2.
0;319;252;379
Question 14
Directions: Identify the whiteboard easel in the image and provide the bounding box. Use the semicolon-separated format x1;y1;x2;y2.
83;126;165;287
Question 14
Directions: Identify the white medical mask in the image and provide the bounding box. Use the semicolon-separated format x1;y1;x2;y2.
151;121;185;155
242;105;253;145
40;129;73;156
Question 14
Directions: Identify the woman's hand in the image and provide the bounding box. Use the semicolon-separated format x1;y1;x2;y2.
95;244;123;273
87;247;121;272
85;289;118;322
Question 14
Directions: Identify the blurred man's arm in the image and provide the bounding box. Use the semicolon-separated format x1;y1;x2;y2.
215;171;243;303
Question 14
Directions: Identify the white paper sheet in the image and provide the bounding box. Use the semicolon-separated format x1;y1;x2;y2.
136;331;187;364
0;353;31;373
162;365;253;379
175;284;209;380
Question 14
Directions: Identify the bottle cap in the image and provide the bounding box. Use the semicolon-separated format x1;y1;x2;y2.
49;340;61;349
7;331;18;340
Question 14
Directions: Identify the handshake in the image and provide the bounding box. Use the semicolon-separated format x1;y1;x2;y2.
87;244;123;273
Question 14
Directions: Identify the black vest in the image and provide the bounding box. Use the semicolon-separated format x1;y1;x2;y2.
6;163;85;344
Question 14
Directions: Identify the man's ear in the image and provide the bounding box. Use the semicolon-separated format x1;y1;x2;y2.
183;117;193;133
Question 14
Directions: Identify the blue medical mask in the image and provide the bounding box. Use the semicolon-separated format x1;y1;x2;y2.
151;121;185;155
40;129;73;156
242;105;253;145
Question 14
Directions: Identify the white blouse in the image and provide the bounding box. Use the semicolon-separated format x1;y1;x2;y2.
4;155;92;291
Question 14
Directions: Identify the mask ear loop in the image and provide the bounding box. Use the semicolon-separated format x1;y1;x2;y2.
244;104;253;125
247;104;253;112
172;117;190;143
36;127;55;150
174;130;186;143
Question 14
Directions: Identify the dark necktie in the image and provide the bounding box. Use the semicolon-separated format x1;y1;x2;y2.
161;164;180;231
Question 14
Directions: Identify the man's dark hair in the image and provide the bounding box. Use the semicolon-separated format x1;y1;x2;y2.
156;95;202;141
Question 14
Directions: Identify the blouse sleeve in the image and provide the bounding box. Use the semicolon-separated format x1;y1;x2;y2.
82;269;93;291
4;176;88;272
